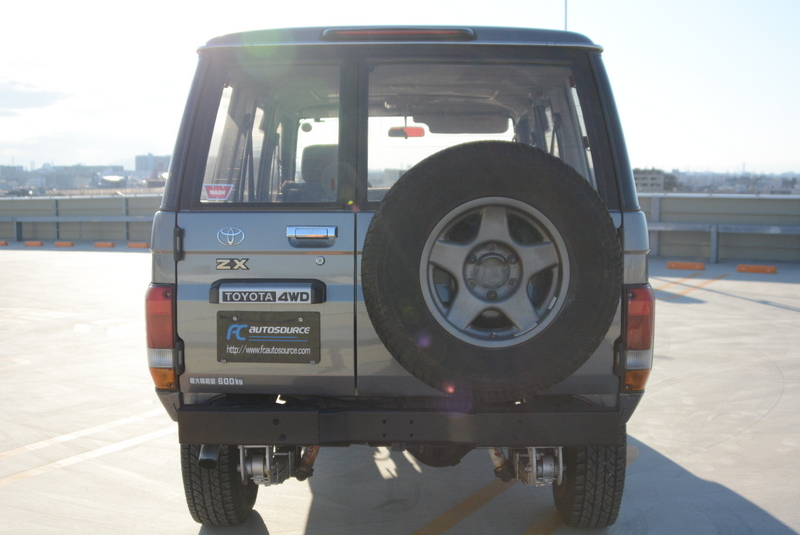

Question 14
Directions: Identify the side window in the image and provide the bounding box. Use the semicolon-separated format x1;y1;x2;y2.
366;63;595;202
284;117;340;202
200;64;340;204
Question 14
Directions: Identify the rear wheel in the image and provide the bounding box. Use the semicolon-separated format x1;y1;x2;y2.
552;426;627;528
181;444;258;526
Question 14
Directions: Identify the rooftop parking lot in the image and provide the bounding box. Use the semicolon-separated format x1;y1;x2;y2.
0;246;798;534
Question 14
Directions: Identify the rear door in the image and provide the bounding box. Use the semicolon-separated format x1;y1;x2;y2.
354;47;620;396
175;54;357;396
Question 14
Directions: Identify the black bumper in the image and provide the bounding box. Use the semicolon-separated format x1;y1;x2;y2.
176;404;623;447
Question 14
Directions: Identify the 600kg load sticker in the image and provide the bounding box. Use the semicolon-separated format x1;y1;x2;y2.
217;311;320;364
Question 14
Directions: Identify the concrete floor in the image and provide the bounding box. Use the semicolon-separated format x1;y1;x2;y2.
0;244;798;534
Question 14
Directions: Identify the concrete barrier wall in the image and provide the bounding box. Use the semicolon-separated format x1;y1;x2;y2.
1;193;798;261
0;195;162;242
639;194;800;262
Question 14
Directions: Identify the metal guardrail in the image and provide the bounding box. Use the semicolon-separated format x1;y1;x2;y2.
0;215;153;242
647;221;800;263
643;194;800;263
3;194;798;262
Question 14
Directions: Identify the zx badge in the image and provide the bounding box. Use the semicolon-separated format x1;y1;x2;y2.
216;258;249;270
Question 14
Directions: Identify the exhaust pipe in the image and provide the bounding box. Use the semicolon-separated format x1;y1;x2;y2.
198;444;221;469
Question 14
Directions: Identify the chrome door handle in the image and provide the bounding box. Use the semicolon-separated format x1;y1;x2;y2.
286;226;338;239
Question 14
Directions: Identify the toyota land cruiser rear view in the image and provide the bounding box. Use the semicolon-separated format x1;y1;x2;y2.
145;26;654;529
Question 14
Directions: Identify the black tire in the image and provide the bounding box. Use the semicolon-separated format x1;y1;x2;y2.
552;426;627;528
181;444;258;526
362;141;621;401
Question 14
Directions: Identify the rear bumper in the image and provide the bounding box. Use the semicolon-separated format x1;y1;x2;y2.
175;403;623;447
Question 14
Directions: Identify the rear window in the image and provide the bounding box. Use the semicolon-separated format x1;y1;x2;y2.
367;62;594;202
192;54;597;207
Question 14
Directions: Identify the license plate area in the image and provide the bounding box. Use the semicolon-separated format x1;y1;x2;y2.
217;311;321;364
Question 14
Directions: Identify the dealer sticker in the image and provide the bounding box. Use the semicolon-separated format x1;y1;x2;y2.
217;311;320;364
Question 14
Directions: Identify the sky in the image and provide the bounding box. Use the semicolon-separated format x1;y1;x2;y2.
1;0;798;174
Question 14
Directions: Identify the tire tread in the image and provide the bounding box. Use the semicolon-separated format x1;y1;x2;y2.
552;426;627;528
180;444;258;527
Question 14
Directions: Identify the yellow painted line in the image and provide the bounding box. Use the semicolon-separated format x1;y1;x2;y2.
411;478;516;535
653;272;702;292
127;242;150;249
94;241;115;248
0;408;164;460
627;444;640;465
663;273;729;300
0;240;8;246
521;510;562;535
54;241;75;247
24;241;44;247
0;426;176;488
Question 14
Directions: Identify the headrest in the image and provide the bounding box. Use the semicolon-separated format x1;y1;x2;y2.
301;144;338;185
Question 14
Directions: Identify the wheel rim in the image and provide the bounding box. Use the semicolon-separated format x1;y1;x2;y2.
419;197;570;348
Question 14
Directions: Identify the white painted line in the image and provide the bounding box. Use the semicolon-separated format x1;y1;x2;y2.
0;358;30;371
0;408;165;460
0;425;176;488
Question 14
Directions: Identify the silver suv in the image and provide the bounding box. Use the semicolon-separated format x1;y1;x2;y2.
146;26;655;529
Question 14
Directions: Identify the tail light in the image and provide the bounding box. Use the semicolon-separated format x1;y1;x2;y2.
145;284;178;390
623;284;655;391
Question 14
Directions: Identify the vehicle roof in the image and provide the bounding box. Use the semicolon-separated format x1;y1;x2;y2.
201;26;601;51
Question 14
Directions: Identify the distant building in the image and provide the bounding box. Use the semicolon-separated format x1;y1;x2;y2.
135;153;171;176
0;165;26;193
0;165;24;181
33;164;124;189
633;168;677;193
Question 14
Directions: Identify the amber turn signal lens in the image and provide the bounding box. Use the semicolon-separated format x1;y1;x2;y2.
624;369;651;392
149;367;178;390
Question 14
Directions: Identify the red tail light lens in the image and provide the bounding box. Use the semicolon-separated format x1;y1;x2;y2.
145;284;177;391
146;284;175;349
626;285;655;350
624;284;655;392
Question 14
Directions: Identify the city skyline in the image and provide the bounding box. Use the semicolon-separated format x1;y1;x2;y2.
2;0;799;174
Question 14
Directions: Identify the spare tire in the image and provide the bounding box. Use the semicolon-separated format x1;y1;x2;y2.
362;141;621;402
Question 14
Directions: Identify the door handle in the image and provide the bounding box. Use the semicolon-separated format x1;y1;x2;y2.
286;226;338;239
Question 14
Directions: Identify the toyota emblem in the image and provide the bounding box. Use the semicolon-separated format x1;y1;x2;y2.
217;227;245;246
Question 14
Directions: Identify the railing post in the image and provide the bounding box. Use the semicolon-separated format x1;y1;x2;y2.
122;197;130;241
710;224;719;264
53;198;59;240
649;195;661;257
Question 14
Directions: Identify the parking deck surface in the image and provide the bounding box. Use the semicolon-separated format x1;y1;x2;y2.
0;245;798;534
